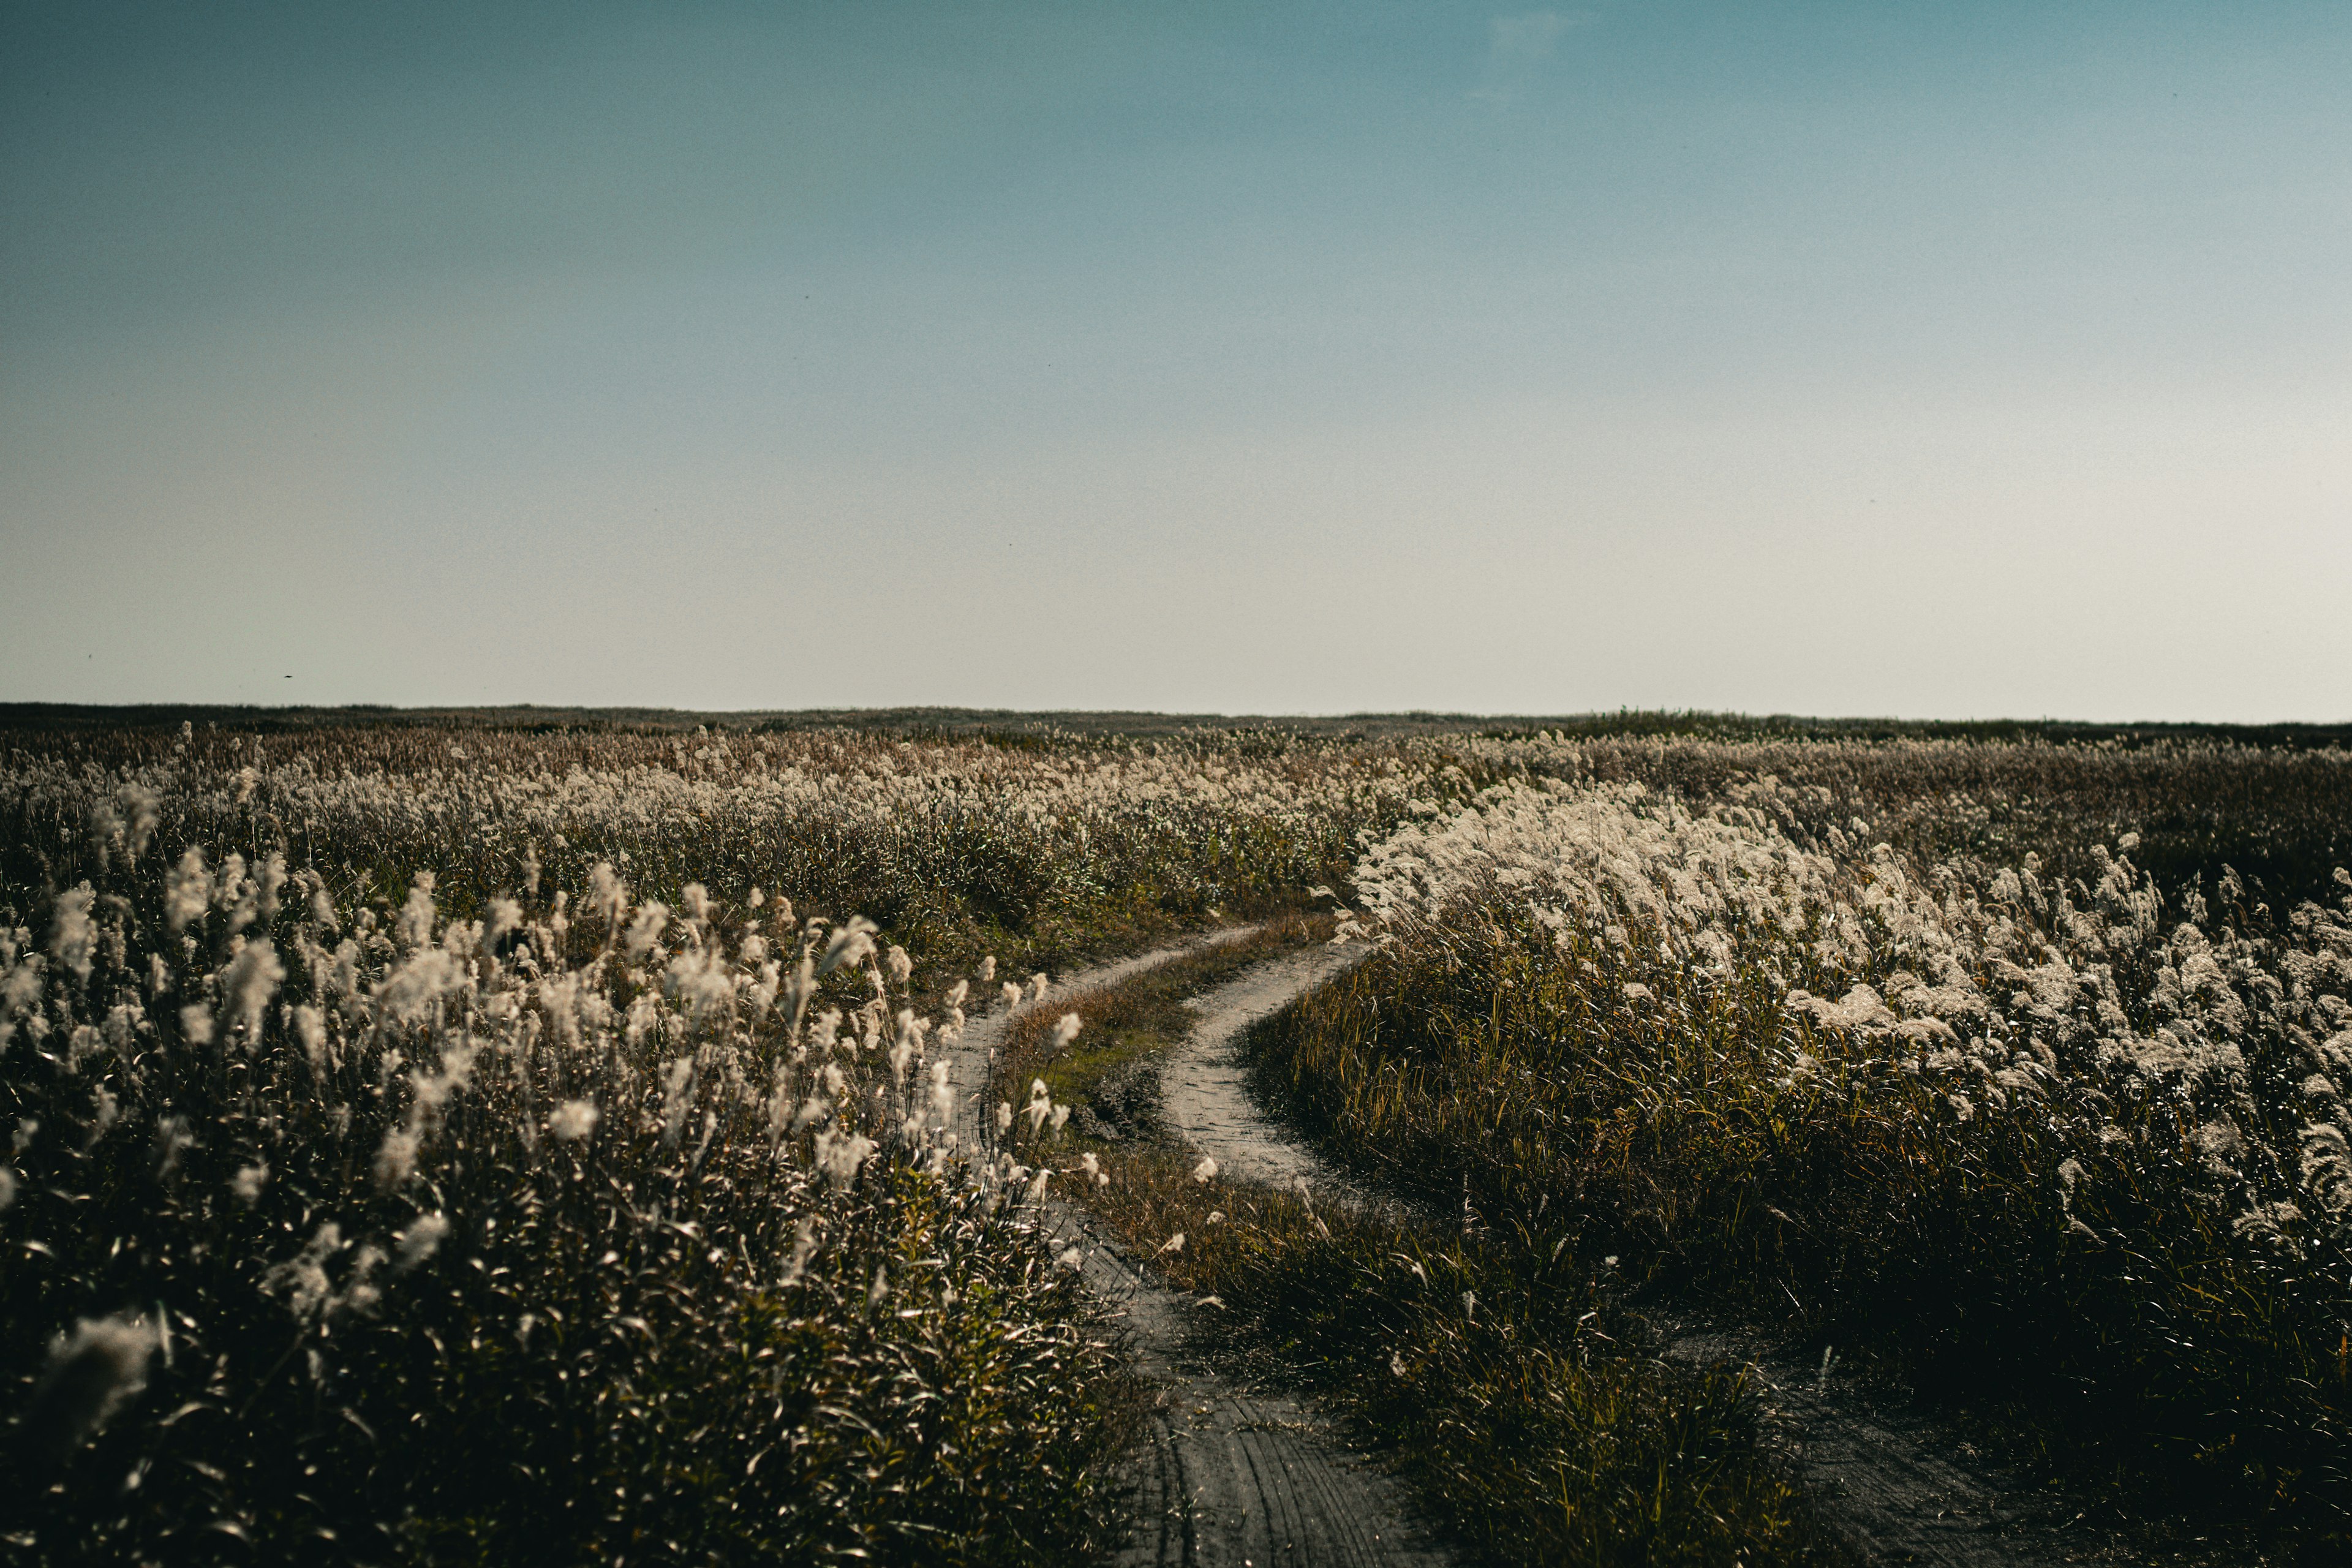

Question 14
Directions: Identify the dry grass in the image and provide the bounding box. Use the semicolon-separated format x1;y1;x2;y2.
12;714;2347;1562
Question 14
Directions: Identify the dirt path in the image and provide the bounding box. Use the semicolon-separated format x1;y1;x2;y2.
935;935;1458;1568
1154;947;2095;1568
941;939;2103;1566
1650;1320;2073;1567
1158;943;1374;1200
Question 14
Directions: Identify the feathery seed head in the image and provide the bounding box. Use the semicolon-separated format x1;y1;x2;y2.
549;1099;600;1140
27;1314;160;1456
395;1212;451;1272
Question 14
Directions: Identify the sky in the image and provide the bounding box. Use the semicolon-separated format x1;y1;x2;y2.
3;1;2347;720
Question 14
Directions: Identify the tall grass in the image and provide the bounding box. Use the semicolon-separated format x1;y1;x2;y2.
1452;729;2352;909
2;721;1469;969
15;717;2345;1559
0;842;1137;1561
1259;768;2352;1550
0;722;1469;1562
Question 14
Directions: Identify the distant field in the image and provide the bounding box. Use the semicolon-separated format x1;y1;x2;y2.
9;700;2352;747
3;712;2346;1564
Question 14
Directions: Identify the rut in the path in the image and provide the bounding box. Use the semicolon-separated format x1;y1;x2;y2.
937;933;1457;1568
1648;1321;2077;1568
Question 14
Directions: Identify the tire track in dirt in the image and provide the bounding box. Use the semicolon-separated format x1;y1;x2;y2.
936;933;1458;1568
1648;1320;2076;1567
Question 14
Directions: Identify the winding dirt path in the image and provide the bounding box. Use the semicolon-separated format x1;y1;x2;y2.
1153;948;2105;1568
1159;943;1374;1199
943;939;2118;1566
935;935;1458;1568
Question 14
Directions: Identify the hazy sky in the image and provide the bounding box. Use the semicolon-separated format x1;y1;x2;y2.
4;1;2347;719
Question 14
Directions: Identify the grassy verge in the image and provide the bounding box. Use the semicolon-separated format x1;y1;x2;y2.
994;925;1846;1568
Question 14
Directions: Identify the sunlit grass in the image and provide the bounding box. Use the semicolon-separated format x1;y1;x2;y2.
7;715;2348;1562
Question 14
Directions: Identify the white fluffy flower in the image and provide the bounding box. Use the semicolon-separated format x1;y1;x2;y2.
395;1212;451;1272
549;1099;600;1140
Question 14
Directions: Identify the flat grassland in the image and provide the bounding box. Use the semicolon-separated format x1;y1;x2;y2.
2;711;2346;1564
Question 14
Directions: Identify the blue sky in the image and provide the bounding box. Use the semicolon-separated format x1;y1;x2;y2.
4;2;2347;718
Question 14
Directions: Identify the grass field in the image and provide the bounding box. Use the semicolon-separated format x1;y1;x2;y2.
0;718;1461;1562
4;711;2348;1563
1256;741;2352;1557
